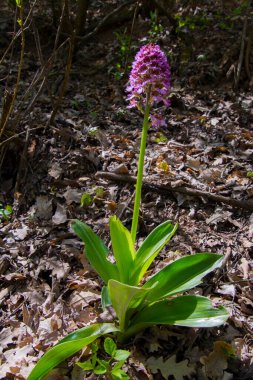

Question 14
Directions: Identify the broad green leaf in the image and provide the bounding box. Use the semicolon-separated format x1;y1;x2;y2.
72;220;119;283
77;360;94;370
114;349;131;361
108;279;152;331
113;360;125;370
124;296;228;339
27;323;119;380
91;352;98;366
131;221;178;284
109;216;135;283
111;368;130;380
94;363;107;375
98;359;110;369
91;341;99;353
80;192;92;207
101;286;111;310
144;253;223;302
104;337;116;356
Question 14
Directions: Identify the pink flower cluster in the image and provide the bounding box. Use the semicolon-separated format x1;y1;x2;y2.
126;44;170;127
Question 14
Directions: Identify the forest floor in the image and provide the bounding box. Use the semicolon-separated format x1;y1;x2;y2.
0;1;253;379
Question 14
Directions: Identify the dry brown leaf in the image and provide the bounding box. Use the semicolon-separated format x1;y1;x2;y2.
200;341;234;380
48;162;63;179
233;338;252;363
106;200;118;212
2;272;27;282
146;354;195;380
240;258;249;279
52;203;68;225
69;290;100;311
28;139;37;157
217;284;236;298
0;327;15;353
1;344;36;380
113;164;129;174
148;341;162;353
12;224;29;241
248;213;253;238
34;196;53;220
63;188;83;205
33;257;70;281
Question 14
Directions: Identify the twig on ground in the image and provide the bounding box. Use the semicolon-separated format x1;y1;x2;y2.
0;126;45;148
95;171;253;211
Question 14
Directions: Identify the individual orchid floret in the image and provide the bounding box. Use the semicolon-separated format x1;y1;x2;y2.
126;44;170;127
150;113;167;128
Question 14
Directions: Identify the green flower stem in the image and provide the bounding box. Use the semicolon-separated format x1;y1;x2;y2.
131;90;151;244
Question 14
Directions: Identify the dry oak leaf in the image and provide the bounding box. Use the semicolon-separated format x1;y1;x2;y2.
146;354;195;380
52;203;68;225
48;162;63;179
200;341;234;380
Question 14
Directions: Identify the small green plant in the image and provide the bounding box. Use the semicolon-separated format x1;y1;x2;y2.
148;10;164;42
0;203;13;221
88;126;98;137
113;29;131;79
71;99;80;110
231;1;249;16
95;187;105;198
158;160;170;174
90;110;98;120
80;187;105;208
77;338;130;379
175;12;210;32
7;0;20;8
80;192;92;207
247;171;253;178
154;132;168;144
28;44;228;380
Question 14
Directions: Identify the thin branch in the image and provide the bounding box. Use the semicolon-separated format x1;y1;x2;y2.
235;16;247;88
60;0;136;42
95;171;253;211
0;1;25;139
48;0;75;126
0;0;37;66
123;0;140;76
0;126;46;148
245;18;253;80
11;35;70;131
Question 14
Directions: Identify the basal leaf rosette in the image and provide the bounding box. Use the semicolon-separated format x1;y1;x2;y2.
126;44;170;127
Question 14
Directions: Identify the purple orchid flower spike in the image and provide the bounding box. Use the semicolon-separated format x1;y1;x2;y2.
126;44;171;127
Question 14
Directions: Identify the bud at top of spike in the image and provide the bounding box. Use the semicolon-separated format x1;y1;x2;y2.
126;44;171;127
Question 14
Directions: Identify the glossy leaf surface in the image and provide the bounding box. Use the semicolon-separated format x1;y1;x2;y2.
124;295;229;339
144;253;223;302
109;216;135;283
101;286;111;310
28;323;119;380
72;220;119;283
108;279;151;330
131;221;178;284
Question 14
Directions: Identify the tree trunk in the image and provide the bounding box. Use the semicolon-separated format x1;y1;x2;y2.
75;0;89;36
